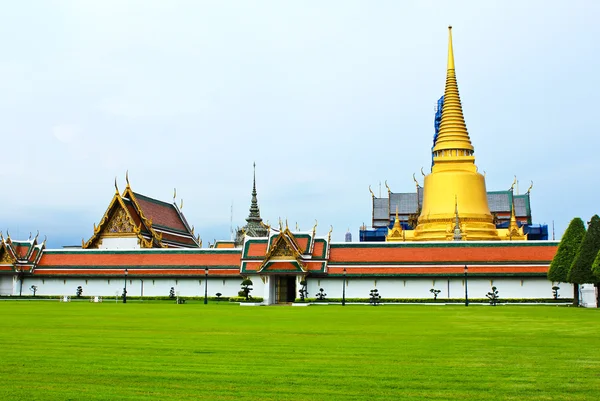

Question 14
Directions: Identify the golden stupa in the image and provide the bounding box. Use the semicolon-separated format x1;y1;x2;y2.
411;27;500;241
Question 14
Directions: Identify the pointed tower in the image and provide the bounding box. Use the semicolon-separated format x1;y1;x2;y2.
244;163;268;237
386;207;405;242
413;27;500;241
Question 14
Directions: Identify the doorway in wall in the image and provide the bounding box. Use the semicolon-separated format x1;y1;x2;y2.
276;276;296;303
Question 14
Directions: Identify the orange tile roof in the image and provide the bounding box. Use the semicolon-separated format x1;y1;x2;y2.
133;192;188;232
38;250;241;268
328;243;557;264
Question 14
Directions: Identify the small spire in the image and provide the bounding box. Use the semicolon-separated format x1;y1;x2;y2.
386;206;404;241
453;196;462;241
245;162;267;237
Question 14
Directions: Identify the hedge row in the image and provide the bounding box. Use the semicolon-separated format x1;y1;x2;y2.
229;296;264;303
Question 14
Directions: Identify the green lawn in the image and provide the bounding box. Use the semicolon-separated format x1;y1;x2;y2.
0;302;598;400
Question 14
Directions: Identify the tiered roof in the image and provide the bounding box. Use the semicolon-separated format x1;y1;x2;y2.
0;232;45;273
83;178;199;249
240;223;330;275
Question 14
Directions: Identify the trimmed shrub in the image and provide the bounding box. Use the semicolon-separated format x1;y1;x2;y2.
548;217;586;283
568;215;600;286
240;278;253;301
486;286;500;306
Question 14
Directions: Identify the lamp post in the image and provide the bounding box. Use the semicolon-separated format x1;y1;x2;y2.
204;267;208;305
464;265;469;307
342;268;346;306
123;268;128;304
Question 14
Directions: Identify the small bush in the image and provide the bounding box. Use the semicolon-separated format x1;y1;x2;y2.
315;288;327;301
486;286;500;306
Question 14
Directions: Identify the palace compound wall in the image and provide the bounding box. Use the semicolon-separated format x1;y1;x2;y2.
0;230;567;303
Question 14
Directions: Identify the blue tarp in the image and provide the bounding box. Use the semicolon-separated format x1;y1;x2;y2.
432;95;444;167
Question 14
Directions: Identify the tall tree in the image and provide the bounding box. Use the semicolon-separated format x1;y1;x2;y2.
548;217;586;282
590;247;600;307
568;215;600;307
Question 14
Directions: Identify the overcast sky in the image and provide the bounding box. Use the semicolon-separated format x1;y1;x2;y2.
1;0;599;247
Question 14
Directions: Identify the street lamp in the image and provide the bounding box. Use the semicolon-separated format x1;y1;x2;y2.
204;268;208;305
342;268;347;306
464;265;469;307
123;268;128;304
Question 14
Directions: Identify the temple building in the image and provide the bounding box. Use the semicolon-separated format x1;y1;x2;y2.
363;27;541;242
83;173;200;249
0;27;564;303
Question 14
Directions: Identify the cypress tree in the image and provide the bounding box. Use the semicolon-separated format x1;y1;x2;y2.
591;248;600;307
548;217;586;283
568;215;600;306
592;249;600;280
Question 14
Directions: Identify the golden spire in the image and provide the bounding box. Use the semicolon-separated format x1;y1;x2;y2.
386;206;404;242
453;196;462;241
506;201;526;240
432;26;474;159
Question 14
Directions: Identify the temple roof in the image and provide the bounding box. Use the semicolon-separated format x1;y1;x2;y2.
83;179;200;249
373;189;532;227
0;232;45;271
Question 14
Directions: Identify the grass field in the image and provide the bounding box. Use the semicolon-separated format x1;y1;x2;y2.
0;301;599;400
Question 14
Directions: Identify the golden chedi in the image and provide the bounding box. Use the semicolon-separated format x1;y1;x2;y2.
412;27;500;241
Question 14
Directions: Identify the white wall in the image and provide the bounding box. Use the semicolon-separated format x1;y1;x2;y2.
98;237;140;249
22;276;262;298
17;275;571;300
0;275;14;295
306;277;571;300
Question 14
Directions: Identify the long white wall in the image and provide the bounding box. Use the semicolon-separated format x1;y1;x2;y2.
306;277;572;300
10;275;573;301
20;276;263;298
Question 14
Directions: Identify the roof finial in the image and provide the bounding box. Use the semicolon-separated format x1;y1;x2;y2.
125;170;130;188
114;177;119;194
173;188;177;203
447;26;454;70
368;185;375;199
179;199;184;210
526;181;534;195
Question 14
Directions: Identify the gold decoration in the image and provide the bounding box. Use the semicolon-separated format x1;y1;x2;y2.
387;207;404;242
271;240;294;258
106;209;135;233
0;247;14;264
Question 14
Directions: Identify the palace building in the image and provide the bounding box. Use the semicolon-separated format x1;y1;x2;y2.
0;28;564;303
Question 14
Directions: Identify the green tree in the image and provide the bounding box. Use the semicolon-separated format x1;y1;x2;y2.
548;217;586;282
591;248;600;307
548;217;586;305
568;215;600;307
